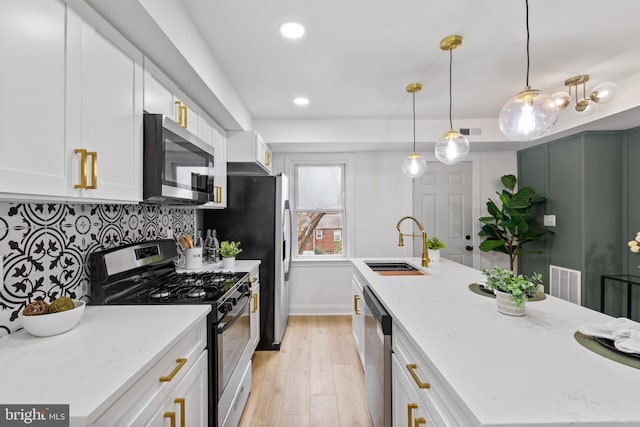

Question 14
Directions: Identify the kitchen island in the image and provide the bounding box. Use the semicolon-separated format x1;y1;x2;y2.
0;304;210;426
352;258;640;426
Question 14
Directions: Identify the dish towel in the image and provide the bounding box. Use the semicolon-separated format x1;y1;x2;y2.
612;329;640;354
578;317;640;340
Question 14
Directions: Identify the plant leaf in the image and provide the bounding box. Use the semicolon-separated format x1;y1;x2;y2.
501;174;517;191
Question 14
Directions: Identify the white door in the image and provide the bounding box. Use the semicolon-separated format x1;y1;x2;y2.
413;161;473;266
76;16;143;201
0;0;68;198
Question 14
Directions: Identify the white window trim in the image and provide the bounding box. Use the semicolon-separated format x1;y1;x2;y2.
315;229;323;240
334;229;341;241
285;153;355;260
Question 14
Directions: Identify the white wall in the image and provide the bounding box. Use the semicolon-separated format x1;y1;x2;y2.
273;150;517;315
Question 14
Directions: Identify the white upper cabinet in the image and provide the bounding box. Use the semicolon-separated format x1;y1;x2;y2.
144;69;174;118
0;0;143;202
199;114;227;209
227;131;273;175
0;0;68;198
68;6;143;202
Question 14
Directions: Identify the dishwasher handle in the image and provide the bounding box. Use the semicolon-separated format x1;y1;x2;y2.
363;285;392;335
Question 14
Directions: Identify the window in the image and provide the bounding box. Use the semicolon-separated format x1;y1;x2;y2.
294;164;345;257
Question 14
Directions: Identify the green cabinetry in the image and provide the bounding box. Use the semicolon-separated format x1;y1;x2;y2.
518;131;625;313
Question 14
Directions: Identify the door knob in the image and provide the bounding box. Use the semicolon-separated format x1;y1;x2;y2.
465;235;471;240
465;245;473;251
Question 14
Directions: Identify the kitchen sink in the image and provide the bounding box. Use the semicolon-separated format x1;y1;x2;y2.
365;262;426;275
365;262;419;271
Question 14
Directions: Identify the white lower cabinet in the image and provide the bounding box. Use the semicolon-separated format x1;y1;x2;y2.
393;321;477;427
352;271;365;368
91;319;208;426
221;360;252;427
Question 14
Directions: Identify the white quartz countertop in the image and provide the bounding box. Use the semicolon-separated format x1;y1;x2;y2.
0;304;210;426
176;259;260;274
352;258;640;426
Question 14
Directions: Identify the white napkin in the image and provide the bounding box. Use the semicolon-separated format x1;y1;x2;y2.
613;329;640;354
578;317;640;340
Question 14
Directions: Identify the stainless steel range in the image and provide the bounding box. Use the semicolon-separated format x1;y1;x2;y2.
89;239;251;427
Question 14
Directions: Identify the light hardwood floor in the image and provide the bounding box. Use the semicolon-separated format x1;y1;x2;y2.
239;315;373;427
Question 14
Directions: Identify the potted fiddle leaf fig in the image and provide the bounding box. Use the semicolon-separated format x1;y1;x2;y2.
482;266;542;316
426;236;446;262
478;174;553;271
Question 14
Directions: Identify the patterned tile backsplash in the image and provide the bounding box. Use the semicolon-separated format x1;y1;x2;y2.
0;202;195;337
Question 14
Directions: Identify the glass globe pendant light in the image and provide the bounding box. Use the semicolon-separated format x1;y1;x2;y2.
435;35;469;165
402;83;427;178
499;0;558;142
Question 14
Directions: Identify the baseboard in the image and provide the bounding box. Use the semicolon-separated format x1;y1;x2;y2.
289;304;351;315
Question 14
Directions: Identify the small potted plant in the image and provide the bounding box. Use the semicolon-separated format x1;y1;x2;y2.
481;266;542;316
220;241;242;269
426;236;446;262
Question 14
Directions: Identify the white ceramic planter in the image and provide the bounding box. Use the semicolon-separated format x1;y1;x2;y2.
222;257;235;270
427;249;440;262
494;290;526;316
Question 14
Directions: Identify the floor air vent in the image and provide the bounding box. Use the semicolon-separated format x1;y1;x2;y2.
549;265;581;305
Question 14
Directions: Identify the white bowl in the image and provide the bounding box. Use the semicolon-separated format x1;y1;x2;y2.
19;300;86;337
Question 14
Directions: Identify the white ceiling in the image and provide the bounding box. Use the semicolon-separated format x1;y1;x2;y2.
180;0;640;134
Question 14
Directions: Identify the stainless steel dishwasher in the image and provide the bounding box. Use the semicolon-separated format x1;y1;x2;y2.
363;285;392;427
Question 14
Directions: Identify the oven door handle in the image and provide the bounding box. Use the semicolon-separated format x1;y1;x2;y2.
217;296;250;333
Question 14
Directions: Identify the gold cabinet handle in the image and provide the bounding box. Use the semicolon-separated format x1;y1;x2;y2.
160;358;187;382
175;101;183;125
181;105;188;128
86;151;97;189
174;398;185;427
406;364;430;389
353;294;361;314
415;418;426;426
252;293;258;313
164;412;176;427
250;277;257;283
265;150;271;166
218;186;222;203
74;149;87;189
408;403;418;427
214;185;222;203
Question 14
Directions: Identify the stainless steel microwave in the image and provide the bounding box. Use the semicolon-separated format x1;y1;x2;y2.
143;113;214;204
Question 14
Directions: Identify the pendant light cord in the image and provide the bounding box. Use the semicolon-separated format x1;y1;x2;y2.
525;0;530;87
449;49;453;130
412;92;416;152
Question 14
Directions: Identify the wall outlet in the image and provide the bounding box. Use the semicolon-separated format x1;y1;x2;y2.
544;215;556;227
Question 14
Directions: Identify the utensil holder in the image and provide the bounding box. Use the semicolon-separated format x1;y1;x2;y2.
184;247;203;270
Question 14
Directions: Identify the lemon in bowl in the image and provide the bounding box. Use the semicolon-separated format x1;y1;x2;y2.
19;298;86;337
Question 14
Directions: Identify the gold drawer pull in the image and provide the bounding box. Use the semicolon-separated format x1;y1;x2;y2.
181;105;188;128
250;277;257;283
415;417;427;426
406;364;430;389
175;398;185;427
74;149;87;189
86;151;97;189
175;101;183;125
265;151;271;166
408;403;418;427
160;358;187;382
353;295;361;314
252;293;259;313
164;411;176;427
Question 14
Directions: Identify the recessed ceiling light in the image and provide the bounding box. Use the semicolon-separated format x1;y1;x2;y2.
280;22;305;39
293;97;309;106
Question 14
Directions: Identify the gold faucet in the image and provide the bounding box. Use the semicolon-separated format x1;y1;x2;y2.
396;216;430;267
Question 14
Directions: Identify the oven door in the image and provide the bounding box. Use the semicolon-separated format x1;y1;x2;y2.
216;294;251;400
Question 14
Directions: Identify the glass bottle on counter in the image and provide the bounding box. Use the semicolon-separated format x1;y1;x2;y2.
195;228;204;247
204;229;214;262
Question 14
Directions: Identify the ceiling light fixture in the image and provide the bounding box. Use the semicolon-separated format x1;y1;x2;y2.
435;35;469;165
498;0;558;142
293;97;309;106
552;75;616;117
279;22;305;39
402;83;427;178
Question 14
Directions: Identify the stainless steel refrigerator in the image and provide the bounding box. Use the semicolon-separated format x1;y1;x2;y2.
204;173;292;350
